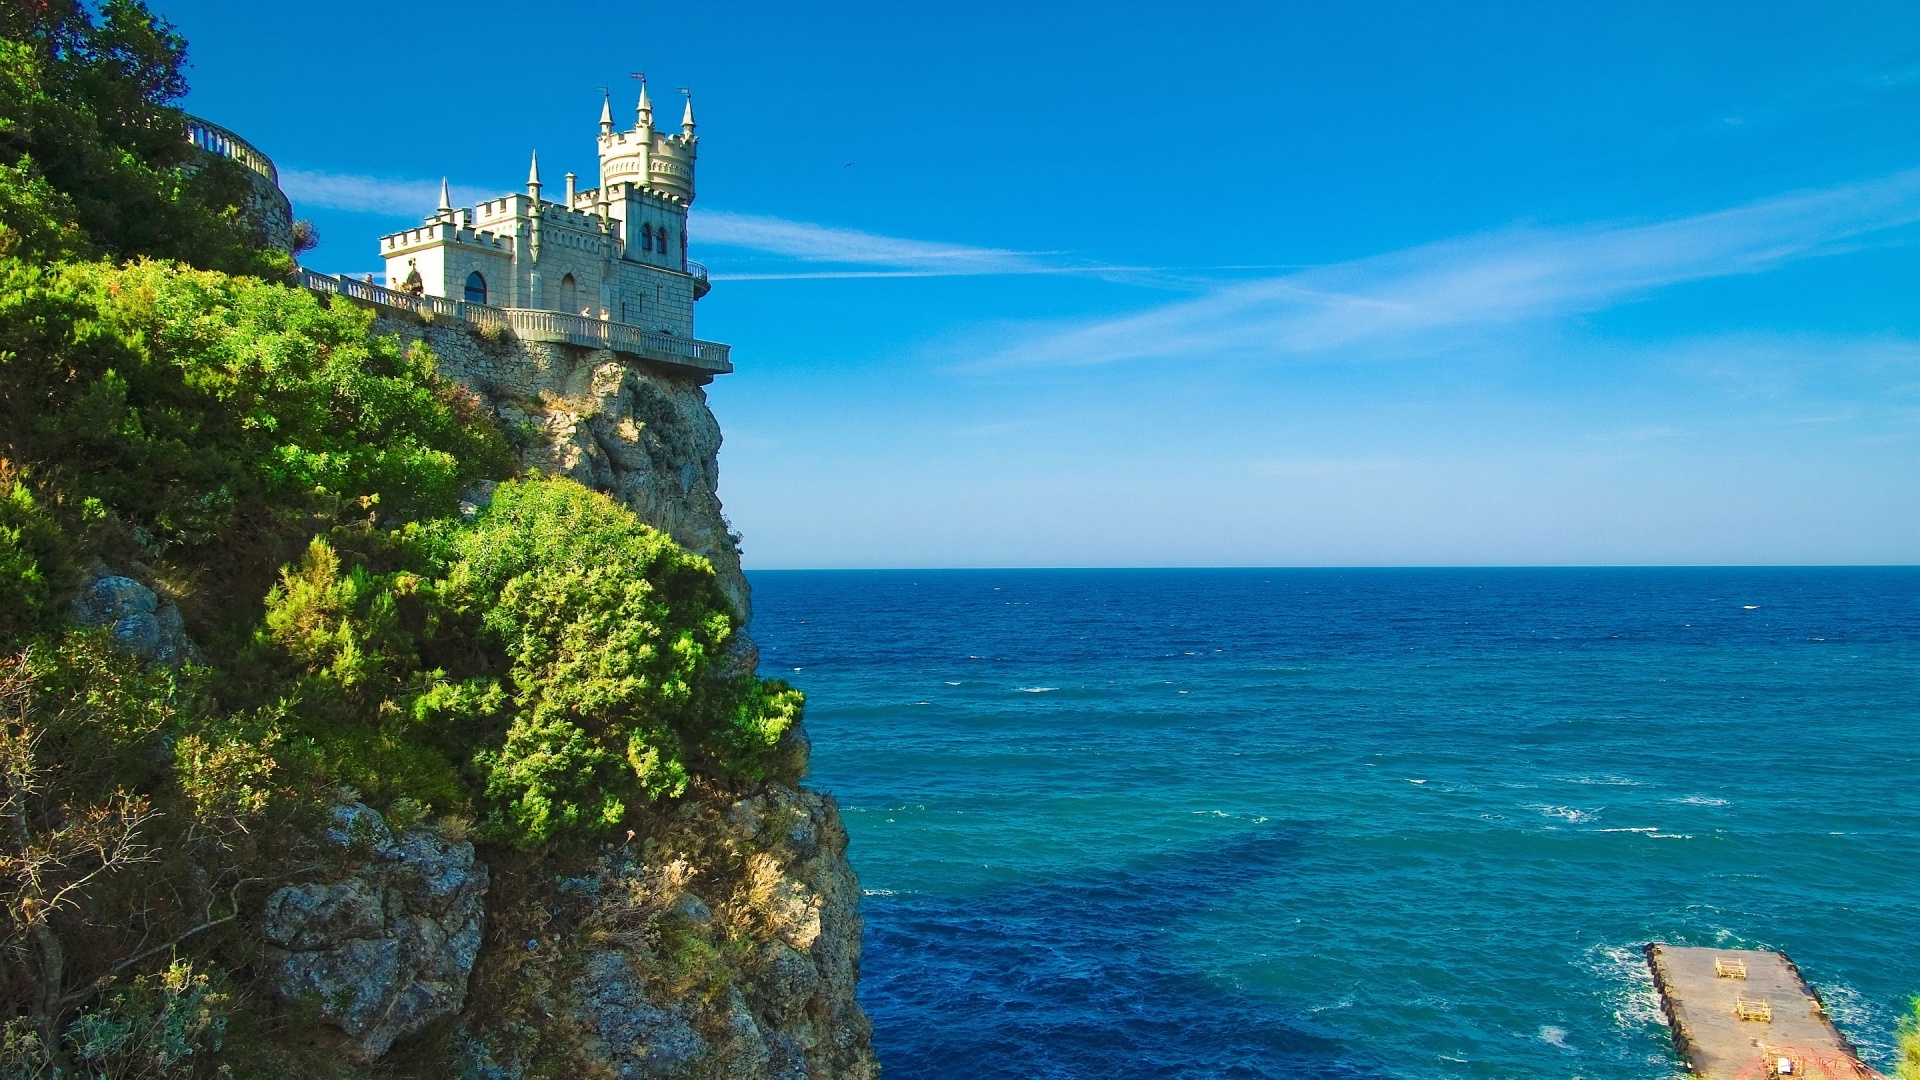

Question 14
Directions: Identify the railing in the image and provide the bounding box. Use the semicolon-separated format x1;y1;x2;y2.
183;114;279;185
294;268;732;375
686;260;711;299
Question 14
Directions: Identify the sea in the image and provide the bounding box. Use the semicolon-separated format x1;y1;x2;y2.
747;567;1920;1080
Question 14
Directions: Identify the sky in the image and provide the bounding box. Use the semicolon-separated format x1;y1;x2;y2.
161;1;1920;567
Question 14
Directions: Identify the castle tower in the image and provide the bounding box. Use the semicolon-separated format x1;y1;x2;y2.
594;78;698;275
376;79;714;343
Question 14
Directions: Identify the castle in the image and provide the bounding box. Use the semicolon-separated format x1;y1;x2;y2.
378;81;711;340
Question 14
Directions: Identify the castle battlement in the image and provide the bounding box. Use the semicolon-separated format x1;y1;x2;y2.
377;79;711;342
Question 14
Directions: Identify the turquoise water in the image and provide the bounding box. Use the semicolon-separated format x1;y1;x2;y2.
749;568;1920;1079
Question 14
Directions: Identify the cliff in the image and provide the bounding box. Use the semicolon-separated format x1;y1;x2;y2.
333;313;877;1078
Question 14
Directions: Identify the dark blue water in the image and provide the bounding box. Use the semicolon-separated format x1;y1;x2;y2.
747;568;1920;1080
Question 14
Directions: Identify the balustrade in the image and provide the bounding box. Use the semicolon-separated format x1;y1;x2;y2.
294;269;731;374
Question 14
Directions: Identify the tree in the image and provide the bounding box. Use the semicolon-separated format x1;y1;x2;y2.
0;0;284;274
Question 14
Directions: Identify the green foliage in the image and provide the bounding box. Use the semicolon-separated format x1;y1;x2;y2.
1898;996;1920;1080
64;959;229;1079
0;2;284;274
26;632;191;796
0;258;511;579
0;465;68;644
443;478;734;842
249;478;805;848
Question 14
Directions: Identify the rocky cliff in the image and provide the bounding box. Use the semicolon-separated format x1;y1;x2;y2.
274;314;877;1078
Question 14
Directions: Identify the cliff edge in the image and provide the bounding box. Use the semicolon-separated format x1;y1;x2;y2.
360;314;877;1078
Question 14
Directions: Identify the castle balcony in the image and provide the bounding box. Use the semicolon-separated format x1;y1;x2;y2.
687;260;711;299
183;114;278;185
295;269;731;376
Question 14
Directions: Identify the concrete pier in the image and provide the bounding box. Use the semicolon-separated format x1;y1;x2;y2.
1645;944;1879;1079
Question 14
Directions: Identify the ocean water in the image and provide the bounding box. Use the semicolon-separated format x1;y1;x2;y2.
747;568;1920;1080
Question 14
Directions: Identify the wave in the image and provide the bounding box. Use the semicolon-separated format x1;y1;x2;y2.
1530;804;1602;823
1016;686;1060;693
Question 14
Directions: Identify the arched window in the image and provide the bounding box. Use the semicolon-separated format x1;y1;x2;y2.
641;224;653;252
463;271;486;304
559;273;579;314
657;227;670;260
679;227;687;269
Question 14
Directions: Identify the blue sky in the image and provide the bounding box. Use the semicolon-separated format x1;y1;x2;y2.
165;1;1918;566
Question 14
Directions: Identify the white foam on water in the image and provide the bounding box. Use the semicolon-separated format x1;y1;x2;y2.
1557;774;1645;786
1016;686;1059;693
1586;944;1664;1035
1599;827;1660;834
1809;979;1896;1066
1539;1025;1570;1048
1531;804;1602;823
1669;795;1729;807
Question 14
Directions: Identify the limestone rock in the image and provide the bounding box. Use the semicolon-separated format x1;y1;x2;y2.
70;573;196;665
261;801;488;1060
573;950;711;1078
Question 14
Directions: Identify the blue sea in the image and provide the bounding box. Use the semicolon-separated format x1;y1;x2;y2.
748;568;1920;1080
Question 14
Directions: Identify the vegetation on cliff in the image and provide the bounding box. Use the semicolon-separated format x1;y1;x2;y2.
0;4;805;1073
0;0;286;276
1898;997;1920;1080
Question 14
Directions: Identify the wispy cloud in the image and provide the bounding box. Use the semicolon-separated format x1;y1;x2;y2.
277;171;1118;279
280;168;492;218
692;210;1053;276
980;169;1920;368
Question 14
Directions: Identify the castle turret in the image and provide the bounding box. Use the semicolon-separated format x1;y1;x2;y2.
379;80;713;341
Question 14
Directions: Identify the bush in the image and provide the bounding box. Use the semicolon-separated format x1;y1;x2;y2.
1898;996;1920;1080
0;464;68;644
0;258;512;619
253;478;805;849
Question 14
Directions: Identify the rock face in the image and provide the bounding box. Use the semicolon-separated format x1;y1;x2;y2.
70;572;196;665
456;785;873;1080
261;802;488;1061
378;316;749;625
348;316;876;1077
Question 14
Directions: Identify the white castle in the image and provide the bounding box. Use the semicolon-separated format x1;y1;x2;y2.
378;81;710;340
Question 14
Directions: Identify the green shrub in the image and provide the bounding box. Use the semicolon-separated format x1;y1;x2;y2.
1898;996;1920;1080
64;959;229;1078
0;258;511;567
0;465;67;647
248;478;805;848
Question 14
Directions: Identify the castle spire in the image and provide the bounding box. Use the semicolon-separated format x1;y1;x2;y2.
637;79;653;128
599;91;614;135
680;90;696;136
527;151;542;194
437;176;451;212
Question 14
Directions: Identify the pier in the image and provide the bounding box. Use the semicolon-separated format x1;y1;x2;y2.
1646;944;1879;1079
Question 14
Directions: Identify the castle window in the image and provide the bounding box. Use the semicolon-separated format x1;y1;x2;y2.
559;273;579;314
658;227;671;259
641;224;653;252
463;271;486;304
